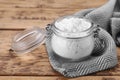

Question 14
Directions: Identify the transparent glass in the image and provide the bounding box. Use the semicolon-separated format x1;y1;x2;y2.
11;27;46;54
51;33;95;60
49;16;98;60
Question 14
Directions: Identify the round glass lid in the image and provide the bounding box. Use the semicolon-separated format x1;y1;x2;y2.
11;27;46;54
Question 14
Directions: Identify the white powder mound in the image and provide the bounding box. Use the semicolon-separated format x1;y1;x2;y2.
55;17;91;33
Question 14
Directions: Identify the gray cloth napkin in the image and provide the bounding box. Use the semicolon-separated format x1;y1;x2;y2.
45;0;118;77
74;0;120;46
46;27;118;78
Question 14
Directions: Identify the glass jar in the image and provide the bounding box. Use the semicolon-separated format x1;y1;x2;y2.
46;16;99;60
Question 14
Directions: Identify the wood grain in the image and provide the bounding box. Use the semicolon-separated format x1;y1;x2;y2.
0;76;119;80
0;0;107;29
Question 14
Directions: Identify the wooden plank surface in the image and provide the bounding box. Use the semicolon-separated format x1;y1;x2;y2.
1;0;120;80
0;0;107;29
0;76;119;80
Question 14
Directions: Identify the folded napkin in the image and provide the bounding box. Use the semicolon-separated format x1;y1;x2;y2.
74;0;120;46
44;0;120;77
46;27;118;77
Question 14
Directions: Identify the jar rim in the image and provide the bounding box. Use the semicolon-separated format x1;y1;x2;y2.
51;16;96;38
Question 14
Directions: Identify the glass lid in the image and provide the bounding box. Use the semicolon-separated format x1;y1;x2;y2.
11;27;46;55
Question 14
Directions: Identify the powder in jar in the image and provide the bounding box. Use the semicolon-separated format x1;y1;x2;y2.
51;17;94;60
55;17;91;33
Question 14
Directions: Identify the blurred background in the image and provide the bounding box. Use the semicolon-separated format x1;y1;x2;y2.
0;0;107;29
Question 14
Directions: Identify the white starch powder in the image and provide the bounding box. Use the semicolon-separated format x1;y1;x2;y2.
51;17;94;60
55;17;91;33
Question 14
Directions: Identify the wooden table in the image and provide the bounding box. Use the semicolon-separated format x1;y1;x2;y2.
0;0;120;80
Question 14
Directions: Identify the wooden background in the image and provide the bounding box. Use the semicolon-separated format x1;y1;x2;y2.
1;0;120;80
